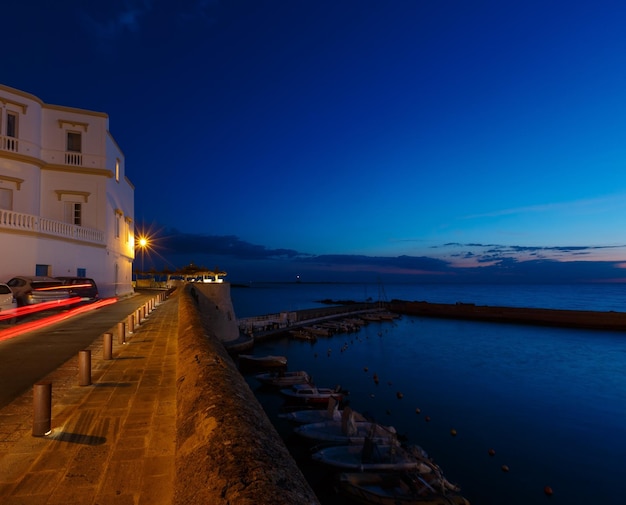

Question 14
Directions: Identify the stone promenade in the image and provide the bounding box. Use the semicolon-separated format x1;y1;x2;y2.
0;291;177;505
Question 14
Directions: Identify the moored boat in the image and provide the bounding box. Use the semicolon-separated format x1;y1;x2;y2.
255;370;311;387
280;383;345;405
337;471;470;505
311;439;432;472
238;354;287;369
294;408;397;445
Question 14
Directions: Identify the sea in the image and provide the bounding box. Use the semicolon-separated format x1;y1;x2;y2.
230;282;626;505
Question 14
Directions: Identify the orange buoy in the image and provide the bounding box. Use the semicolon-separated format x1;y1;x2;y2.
544;486;553;496
415;408;421;414
425;416;431;422
450;428;457;436
364;367;368;372
501;465;509;472
396;392;403;399
488;448;496;457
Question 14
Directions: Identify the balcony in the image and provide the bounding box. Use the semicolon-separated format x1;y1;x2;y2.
0;209;105;245
0;138;106;170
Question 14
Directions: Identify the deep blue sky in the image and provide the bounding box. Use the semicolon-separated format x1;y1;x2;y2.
6;0;626;283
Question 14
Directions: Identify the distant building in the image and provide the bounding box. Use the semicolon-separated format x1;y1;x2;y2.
0;84;134;297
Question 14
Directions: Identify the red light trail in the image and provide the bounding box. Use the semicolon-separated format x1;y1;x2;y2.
0;297;118;342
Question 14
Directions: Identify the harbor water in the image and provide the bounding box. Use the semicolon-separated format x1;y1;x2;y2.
232;282;626;505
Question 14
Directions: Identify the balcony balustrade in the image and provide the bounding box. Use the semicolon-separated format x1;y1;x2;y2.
1;138;105;169
0;208;105;245
1;135;19;153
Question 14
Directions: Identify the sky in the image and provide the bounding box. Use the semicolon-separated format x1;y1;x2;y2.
5;0;626;283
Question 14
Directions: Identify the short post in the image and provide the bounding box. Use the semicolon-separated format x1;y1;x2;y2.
32;382;52;437
103;332;113;360
78;350;91;386
117;321;125;344
135;308;141;326
142;304;147;320
127;313;134;334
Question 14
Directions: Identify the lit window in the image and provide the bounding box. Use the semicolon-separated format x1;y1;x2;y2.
115;159;120;182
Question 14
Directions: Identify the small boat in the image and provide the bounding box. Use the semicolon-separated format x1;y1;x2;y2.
311;439;432;472
337;471;470;505
280;396;347;424
255;370;311;387
238;354;287;369
280;383;345;405
294;408;397;445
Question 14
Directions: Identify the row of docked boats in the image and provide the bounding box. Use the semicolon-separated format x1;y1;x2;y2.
245;356;470;504
288;310;400;342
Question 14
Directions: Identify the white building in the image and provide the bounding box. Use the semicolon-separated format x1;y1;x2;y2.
0;84;134;298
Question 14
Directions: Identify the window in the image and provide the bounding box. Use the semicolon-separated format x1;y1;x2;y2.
115;211;121;238
6;112;17;137
77;268;86;277
35;264;50;276
64;202;82;226
0;188;12;210
115;159;120;182
67;132;81;152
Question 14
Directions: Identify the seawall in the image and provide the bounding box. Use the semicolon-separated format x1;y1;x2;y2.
390;300;626;331
175;284;320;505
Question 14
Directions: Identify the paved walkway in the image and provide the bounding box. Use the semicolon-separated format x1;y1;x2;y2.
0;292;178;505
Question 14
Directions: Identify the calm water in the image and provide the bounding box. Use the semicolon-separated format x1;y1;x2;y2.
231;283;626;505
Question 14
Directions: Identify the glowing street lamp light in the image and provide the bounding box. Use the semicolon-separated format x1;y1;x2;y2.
137;236;149;274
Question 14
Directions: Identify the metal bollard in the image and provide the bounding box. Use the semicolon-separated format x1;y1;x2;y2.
117;321;125;344
78;350;91;386
103;332;113;360
127;313;134;334
143;304;147;320
32;382;52;436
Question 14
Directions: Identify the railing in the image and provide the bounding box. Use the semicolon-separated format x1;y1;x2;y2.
1;135;19;153
0;209;105;245
64;152;83;166
1;140;106;170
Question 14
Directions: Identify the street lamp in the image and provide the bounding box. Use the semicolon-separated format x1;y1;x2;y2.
137;236;148;275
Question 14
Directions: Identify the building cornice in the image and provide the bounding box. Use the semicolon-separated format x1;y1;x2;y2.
58;119;90;132
41;164;113;178
0;84;43;106
0;95;28;114
0;175;24;190
55;190;91;202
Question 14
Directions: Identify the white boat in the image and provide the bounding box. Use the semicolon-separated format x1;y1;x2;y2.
294;408;397;445
255;370;311;387
279;396;348;424
280;383;345;405
238;354;287;369
311;439;432;472
337;471;470;505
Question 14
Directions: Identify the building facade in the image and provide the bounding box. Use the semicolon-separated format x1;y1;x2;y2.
0;84;134;298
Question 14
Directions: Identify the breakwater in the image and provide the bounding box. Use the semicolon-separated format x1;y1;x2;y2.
389;299;626;331
175;284;320;505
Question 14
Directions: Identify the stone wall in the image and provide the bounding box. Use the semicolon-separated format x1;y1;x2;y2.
174;284;320;505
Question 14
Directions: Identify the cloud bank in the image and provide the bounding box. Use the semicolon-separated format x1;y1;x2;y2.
142;228;626;284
